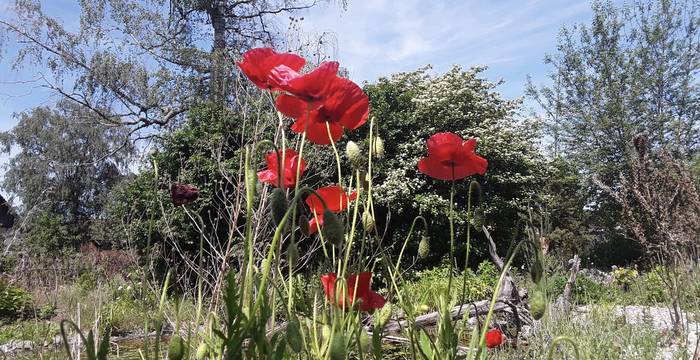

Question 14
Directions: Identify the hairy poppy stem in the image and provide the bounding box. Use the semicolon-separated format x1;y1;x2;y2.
546;336;581;360
447;177;456;295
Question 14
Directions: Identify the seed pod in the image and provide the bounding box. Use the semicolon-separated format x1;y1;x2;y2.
299;215;311;236
287;319;303;353
329;333;347;360
530;288;547;320
362;211;375;232
287;240;299;267
270;188;288;226
372;136;385;159
195;343;209;360
168;335;186;360
418;235;430;259
322;210;344;246
345;141;363;168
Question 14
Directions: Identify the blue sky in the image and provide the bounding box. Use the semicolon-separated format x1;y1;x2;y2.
0;0;604;172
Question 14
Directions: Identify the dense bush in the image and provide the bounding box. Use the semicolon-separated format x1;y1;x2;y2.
0;280;32;321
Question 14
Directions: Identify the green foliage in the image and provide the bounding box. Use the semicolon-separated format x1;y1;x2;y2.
401;261;499;310
611;267;639;289
0;280;32;320
362;66;547;263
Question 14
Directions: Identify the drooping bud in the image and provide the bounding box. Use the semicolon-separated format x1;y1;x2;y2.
471;207;484;232
270;188;288;226
530;255;544;285
287;318;303;353
468;181;481;206
299;215;311;236
167;335;186;360
362;211;375;232
345;141;363;168
418;235;430;259
372;136;385;159
322;210;344;246
195;343;209;360
530;288;547;320
287;240;299;267
329;333;347;360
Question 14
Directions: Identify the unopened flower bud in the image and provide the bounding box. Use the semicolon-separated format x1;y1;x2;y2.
374;302;392;327
418;235;430;259
195;343;209;360
287;240;299;267
345;141;363;168
362;211;375;232
299;215;311;236
372;137;385;159
322;211;344;247
530;288;547;320
270;188;288;226
469;180;481;206
168;335;186;360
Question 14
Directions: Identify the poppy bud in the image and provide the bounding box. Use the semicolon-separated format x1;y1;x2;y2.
245;168;256;197
530;256;543;285
170;183;199;206
270;188;288;226
359;330;371;352
287;318;303;353
418;235;430;259
195;343;209;360
287;240;299;267
168;335;186;360
329;333;346;360
299;215;311;236
362;211;375;232
471;207;484;232
372;136;385;159
322;210;344;246
345;141;363;168
468;181;481;206
321;324;332;341
530;288;547;320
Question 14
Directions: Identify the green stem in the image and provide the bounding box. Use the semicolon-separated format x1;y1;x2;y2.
447;178;456;296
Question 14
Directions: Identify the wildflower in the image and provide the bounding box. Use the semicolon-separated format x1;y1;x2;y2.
257;148;306;189
417;132;488;180
170;183;199;206
485;328;504;349
305;186;356;234
276;76;369;145
320;272;386;312
236;48;305;90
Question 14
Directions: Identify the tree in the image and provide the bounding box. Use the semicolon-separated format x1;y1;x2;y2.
0;0;332;132
360;66;547;266
0;100;133;249
527;0;700;263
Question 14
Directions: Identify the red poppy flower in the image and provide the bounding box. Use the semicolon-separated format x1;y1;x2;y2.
320;272;386;312
257;148;306;189
417;132;488;180
171;183;199;206
305;186;357;234
268;61;339;106
236;48;305;90
275;76;369;144
485;328;504;349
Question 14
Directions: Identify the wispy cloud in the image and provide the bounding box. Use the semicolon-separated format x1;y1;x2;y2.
297;0;596;98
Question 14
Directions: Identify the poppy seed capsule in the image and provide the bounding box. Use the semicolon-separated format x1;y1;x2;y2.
362;211;375;232
530;288;547;320
345;141;363;168
299;215;311;236
270;188;288;226
418;235;430;259
322;210;344;246
372;136;385;159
